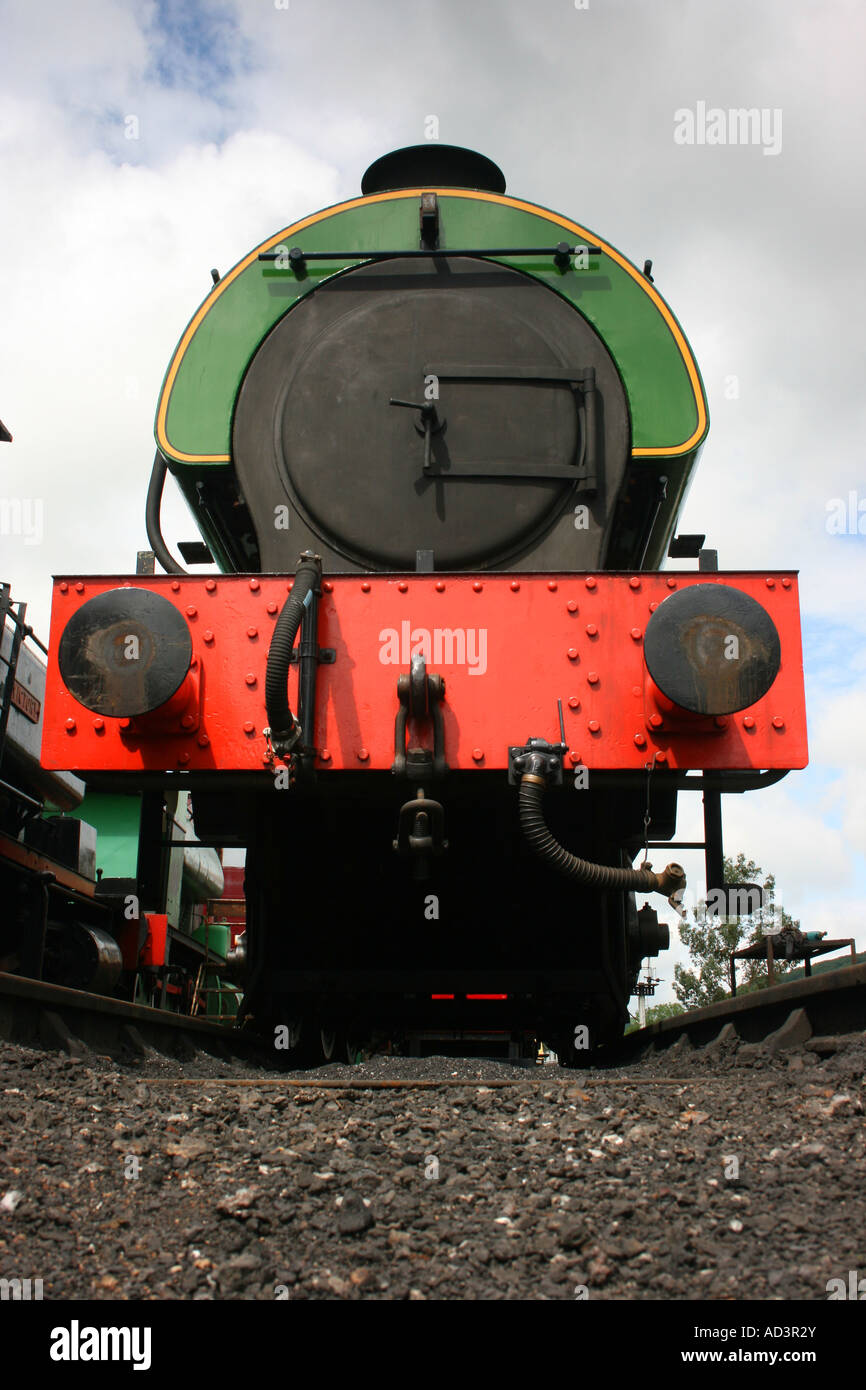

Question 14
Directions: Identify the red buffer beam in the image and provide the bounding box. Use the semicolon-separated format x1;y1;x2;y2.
42;572;807;776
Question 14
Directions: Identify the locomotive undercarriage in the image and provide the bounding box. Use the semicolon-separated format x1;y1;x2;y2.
200;774;676;1063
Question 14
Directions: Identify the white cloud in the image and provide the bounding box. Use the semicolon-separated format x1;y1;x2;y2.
1;109;340;634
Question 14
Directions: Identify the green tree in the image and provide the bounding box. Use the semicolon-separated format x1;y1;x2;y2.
625;1000;686;1033
673;854;801;1009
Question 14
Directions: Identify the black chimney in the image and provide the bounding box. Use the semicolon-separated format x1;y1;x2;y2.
361;144;506;196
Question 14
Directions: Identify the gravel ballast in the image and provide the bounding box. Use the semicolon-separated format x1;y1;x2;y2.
1;1035;864;1300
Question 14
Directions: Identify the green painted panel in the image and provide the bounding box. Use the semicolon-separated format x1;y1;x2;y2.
69;793;141;879
156;193;707;465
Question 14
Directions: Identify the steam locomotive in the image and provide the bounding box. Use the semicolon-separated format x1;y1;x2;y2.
40;144;808;1061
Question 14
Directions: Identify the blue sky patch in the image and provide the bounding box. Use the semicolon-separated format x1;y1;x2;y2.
147;0;253;96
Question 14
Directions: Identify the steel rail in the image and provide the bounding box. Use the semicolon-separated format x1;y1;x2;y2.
599;961;866;1064
1;962;863;1073
141;1076;703;1089
0;970;263;1062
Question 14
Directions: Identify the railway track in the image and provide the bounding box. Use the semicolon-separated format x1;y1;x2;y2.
0;971;270;1067
1;962;864;1074
601;960;866;1065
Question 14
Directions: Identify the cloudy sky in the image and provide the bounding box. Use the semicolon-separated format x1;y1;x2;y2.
2;0;864;1000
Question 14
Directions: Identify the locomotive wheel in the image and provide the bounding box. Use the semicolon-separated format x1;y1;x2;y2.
279;1015;324;1067
551;1034;579;1069
319;1025;344;1064
283;1017;347;1067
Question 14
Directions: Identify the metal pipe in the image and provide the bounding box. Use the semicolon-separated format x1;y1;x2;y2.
264;551;321;757
181;843;225;902
519;773;685;905
257;244;603;263
146;451;187;576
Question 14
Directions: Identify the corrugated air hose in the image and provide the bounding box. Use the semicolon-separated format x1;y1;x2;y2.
519;774;685;901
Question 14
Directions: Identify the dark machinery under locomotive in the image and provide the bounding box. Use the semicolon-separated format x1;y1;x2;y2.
40;145;808;1061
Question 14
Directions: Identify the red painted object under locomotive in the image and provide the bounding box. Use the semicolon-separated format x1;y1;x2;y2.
41;146;808;1061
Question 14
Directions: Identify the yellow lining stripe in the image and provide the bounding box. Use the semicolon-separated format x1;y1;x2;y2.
156;188;707;465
